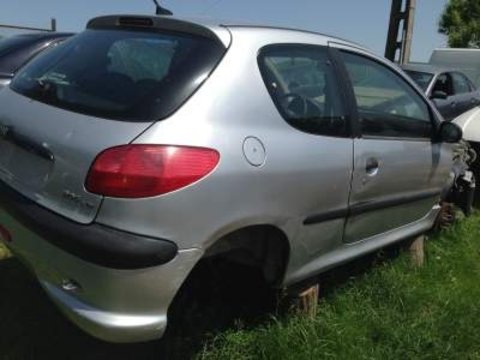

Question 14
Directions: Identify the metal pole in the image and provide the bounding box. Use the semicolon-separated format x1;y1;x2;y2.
385;0;416;64
401;0;416;64
385;0;402;62
51;18;57;32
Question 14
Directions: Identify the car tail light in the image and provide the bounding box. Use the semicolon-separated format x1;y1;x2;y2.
86;145;220;198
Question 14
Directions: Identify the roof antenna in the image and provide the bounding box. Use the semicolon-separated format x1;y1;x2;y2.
152;0;173;15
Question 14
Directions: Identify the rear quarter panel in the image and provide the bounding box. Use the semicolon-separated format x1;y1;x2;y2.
95;28;353;276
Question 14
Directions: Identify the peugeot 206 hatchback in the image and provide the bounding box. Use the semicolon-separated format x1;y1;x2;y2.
0;15;462;342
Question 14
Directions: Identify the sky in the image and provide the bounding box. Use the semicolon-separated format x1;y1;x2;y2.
0;0;448;62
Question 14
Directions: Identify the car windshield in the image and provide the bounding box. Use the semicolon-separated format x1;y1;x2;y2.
404;70;434;92
10;29;225;122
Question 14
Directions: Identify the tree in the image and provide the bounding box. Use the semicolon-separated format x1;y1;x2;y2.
439;0;480;48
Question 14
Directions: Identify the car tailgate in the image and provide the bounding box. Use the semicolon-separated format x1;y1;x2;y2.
0;87;150;224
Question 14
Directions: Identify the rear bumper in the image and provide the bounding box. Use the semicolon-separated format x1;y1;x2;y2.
0;182;203;342
8;239;201;343
0;180;177;269
32;247;202;343
42;281;169;343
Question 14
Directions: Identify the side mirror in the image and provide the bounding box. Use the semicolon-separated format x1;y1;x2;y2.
430;90;448;100
438;121;463;143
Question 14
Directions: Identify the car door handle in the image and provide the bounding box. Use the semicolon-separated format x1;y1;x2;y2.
451;101;457;108
365;158;379;175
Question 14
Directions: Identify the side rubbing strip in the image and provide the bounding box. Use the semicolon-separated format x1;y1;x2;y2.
304;208;349;225
349;189;441;216
304;189;441;226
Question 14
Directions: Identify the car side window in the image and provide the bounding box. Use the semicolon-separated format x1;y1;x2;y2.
341;51;432;139
258;45;348;137
451;72;472;94
433;73;454;96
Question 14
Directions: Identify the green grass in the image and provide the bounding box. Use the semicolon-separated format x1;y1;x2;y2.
1;215;480;359
198;216;480;360
0;244;9;260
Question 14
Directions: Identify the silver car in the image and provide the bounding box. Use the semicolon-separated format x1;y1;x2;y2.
0;15;462;343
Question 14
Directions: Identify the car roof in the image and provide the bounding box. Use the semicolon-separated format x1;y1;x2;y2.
217;20;358;42
401;62;460;75
228;23;365;46
195;17;366;47
87;14;367;51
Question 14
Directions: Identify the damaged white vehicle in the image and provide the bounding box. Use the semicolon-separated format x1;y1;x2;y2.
450;108;480;209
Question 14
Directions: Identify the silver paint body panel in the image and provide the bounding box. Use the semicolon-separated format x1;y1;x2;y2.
345;138;450;243
0;205;202;343
0;19;452;342
0;87;150;224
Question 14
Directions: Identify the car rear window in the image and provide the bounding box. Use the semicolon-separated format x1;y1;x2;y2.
10;29;225;122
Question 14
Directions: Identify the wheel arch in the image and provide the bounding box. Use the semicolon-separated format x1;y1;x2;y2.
203;224;290;286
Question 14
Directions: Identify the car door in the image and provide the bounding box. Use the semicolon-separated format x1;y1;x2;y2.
451;71;480;115
257;44;354;276
338;49;451;243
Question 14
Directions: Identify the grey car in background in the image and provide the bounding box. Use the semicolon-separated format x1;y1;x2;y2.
402;63;480;121
0;15;462;342
0;32;73;89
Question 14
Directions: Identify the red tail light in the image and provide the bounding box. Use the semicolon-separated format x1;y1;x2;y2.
86;145;220;198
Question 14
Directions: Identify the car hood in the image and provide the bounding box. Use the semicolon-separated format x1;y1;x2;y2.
452;107;480;142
